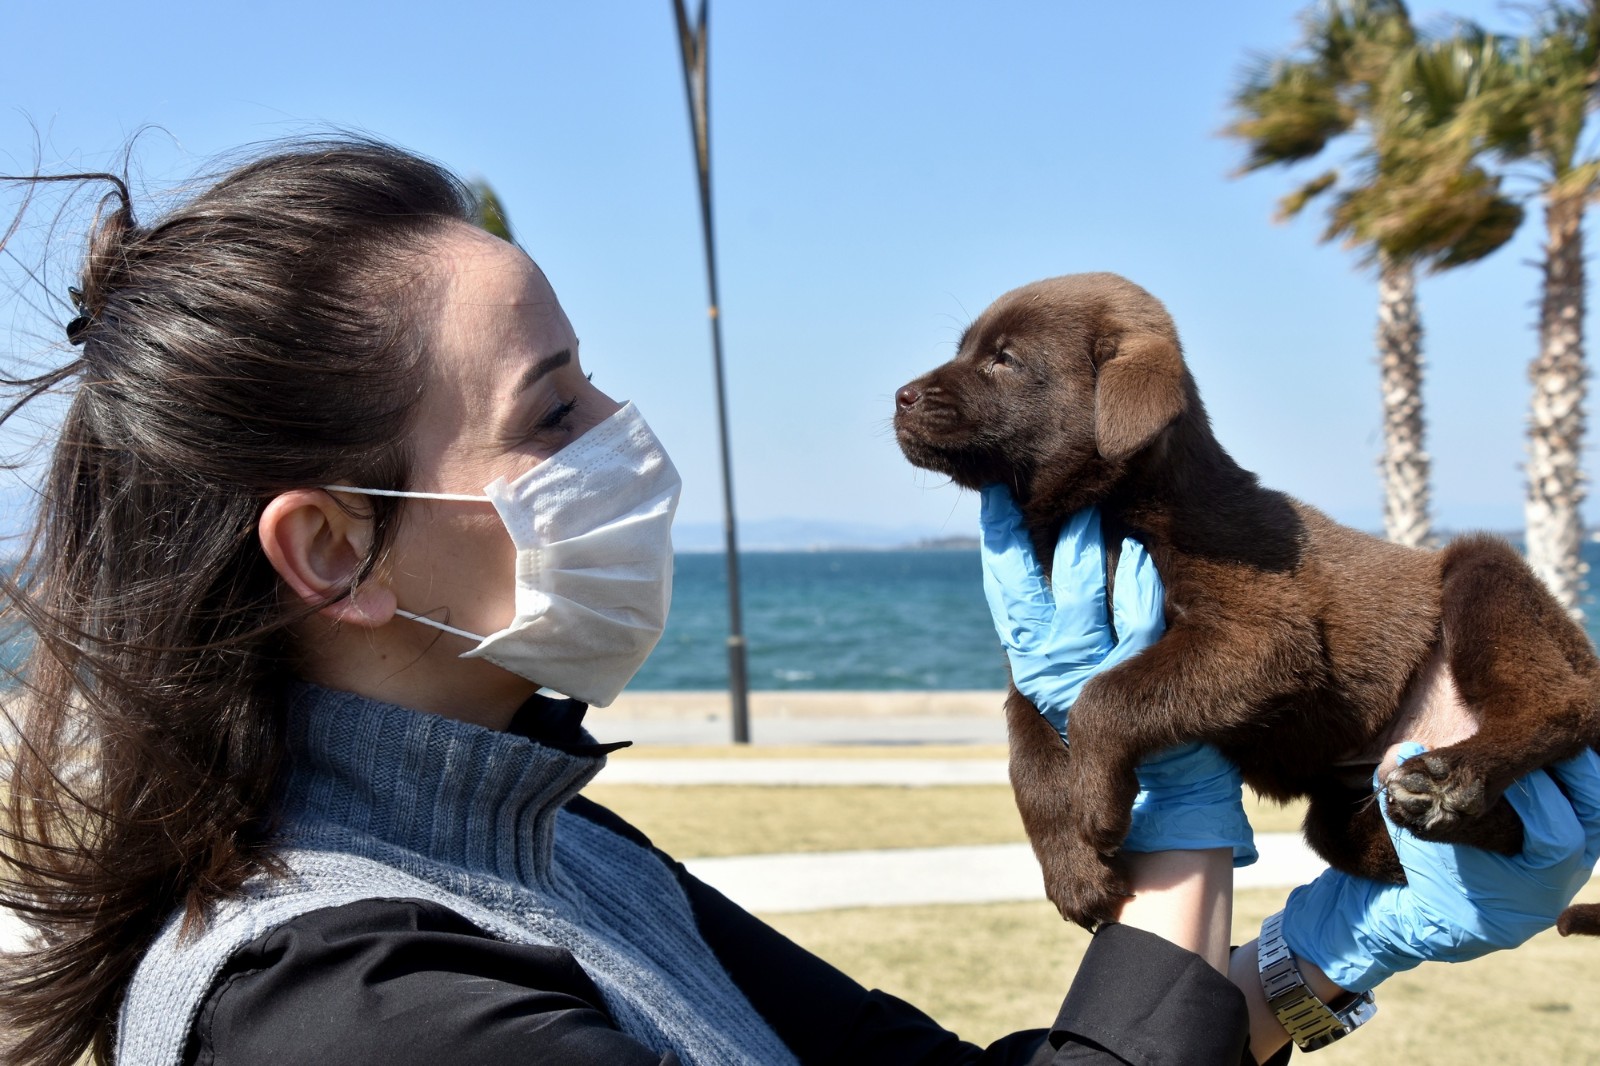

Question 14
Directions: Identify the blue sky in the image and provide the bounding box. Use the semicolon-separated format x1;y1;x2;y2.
0;0;1590;544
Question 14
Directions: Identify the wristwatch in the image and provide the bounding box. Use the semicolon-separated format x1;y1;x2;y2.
1257;909;1377;1051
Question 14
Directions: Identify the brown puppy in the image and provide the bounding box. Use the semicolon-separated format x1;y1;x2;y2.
894;272;1600;932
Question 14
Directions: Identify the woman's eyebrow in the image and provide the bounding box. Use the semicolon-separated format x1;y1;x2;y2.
513;348;572;395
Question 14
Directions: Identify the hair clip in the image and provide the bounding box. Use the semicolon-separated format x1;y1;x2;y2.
66;286;89;345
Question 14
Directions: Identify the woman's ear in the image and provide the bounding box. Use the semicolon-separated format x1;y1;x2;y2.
258;490;397;628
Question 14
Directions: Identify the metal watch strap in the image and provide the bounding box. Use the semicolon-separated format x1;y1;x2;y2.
1258;909;1377;1052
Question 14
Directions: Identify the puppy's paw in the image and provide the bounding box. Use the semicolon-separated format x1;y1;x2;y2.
1042;847;1129;931
1383;750;1494;839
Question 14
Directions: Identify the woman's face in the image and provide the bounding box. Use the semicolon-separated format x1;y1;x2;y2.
375;222;620;708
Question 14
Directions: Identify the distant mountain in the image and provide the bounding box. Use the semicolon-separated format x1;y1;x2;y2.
909;534;981;551
672;518;972;552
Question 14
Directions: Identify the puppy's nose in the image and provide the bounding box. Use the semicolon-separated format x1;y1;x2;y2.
896;385;922;409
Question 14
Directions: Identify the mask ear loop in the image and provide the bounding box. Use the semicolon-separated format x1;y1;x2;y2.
394;609;489;643
322;485;488;503
321;485;495;642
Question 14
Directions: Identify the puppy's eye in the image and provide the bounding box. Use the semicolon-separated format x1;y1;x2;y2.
977;348;1016;376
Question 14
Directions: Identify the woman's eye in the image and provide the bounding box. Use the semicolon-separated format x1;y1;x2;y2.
533;397;580;435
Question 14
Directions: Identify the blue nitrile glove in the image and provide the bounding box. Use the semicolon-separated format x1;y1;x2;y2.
978;484;1256;866
1281;741;1600;991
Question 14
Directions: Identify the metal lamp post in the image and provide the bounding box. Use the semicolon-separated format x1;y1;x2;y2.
673;0;752;743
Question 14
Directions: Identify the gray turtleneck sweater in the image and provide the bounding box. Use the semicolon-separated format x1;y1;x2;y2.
117;684;798;1066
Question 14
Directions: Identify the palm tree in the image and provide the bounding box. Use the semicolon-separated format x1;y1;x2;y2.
469;179;515;243
1453;1;1600;615
1227;1;1521;548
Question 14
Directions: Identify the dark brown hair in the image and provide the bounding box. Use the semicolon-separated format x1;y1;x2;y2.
0;138;475;1065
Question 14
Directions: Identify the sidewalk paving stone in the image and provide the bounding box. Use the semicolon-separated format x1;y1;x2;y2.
682;832;1330;914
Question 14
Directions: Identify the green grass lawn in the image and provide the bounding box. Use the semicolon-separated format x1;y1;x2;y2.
586;763;1600;1064
764;884;1600;1063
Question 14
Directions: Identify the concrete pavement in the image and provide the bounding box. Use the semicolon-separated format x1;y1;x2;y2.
584;690;1009;747
684;832;1328;913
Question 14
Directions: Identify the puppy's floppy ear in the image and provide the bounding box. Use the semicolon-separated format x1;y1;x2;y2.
1093;333;1188;462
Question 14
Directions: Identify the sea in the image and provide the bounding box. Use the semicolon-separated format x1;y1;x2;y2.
634;550;1004;690
6;543;1600;691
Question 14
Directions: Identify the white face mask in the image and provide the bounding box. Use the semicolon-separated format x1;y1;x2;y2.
328;401;681;707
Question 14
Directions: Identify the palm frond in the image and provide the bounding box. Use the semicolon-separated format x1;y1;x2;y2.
1226;59;1352;171
1431;193;1525;268
1326;152;1522;270
1276;170;1341;220
1301;0;1416;74
1477;2;1600;176
1557;156;1600;199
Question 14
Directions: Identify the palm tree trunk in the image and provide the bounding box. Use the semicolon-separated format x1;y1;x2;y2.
1526;196;1588;617
1377;254;1433;547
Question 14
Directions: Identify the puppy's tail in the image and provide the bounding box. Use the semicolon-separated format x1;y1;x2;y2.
1556;903;1600;937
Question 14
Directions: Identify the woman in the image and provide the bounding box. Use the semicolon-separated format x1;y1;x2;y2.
1;139;1595;1066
